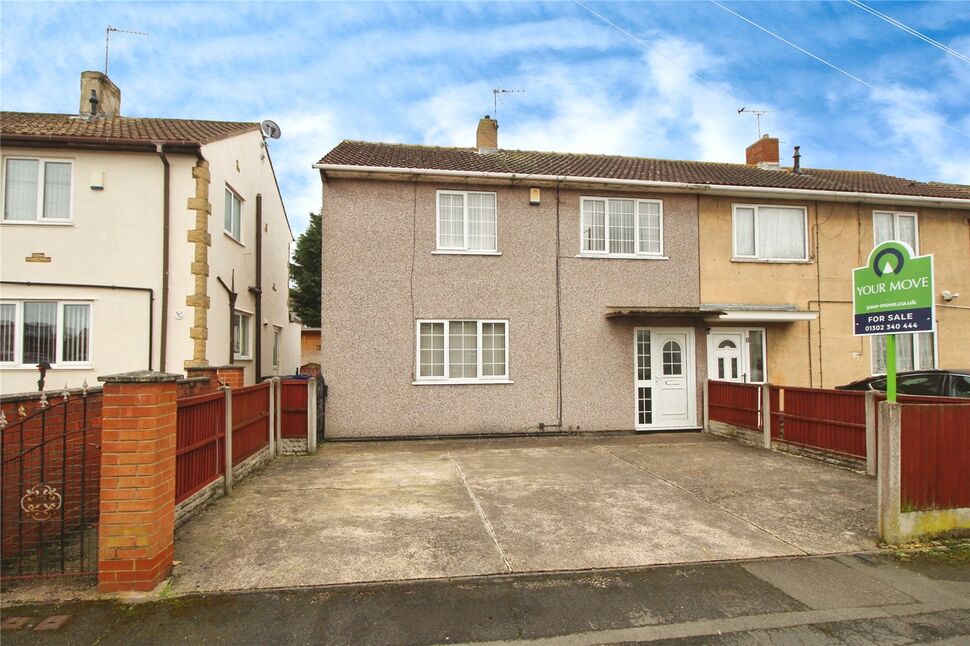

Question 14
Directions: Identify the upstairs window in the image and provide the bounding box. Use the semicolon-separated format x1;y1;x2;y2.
580;198;663;257
873;211;918;252
733;204;808;261
224;187;242;241
3;158;72;222
436;190;497;253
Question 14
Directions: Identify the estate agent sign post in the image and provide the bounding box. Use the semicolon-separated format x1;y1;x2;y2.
853;241;935;401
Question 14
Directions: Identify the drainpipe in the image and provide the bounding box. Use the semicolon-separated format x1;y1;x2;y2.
217;274;237;366
251;194;263;380
157;144;171;372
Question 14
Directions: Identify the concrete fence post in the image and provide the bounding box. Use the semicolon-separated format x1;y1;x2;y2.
307;377;318;454
865;390;877;476
877;401;902;544
96;370;181;593
702;380;710;432
223;386;233;495
266;378;276;458
761;383;772;450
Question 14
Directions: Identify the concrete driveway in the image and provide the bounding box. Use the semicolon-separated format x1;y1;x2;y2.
171;433;877;594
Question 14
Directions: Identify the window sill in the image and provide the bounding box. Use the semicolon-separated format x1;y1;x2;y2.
233;356;253;361
412;379;514;385
432;250;501;256
224;231;245;247
1;364;92;370
576;253;668;261
731;257;813;264
1;219;73;226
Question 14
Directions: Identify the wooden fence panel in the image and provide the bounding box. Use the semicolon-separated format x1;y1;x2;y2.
708;380;761;431
771;387;868;458
175;391;225;504
231;383;270;464
900;402;970;512
280;380;308;439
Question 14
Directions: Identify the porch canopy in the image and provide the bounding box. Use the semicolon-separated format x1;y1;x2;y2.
604;306;724;319
701;304;818;323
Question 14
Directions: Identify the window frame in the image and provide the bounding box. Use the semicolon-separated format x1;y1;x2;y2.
434;189;500;254
272;325;281;371
870;332;936;376
731;203;810;262
2;156;75;224
872;210;919;254
232;310;253;360
414;319;510;384
0;300;93;368
224;186;243;243
579;196;666;259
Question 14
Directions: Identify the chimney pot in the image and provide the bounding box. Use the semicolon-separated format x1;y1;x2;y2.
476;115;498;153
792;146;801;174
79;71;121;117
745;134;780;167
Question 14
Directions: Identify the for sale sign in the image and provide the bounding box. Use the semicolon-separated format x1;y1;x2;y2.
853;241;934;336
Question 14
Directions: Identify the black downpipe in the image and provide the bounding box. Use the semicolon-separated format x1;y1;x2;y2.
0;281;153;369
217;274;237;366
253;194;263;379
157;145;171;372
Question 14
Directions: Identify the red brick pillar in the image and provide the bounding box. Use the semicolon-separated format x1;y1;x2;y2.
216;365;245;389
96;370;181;592
184;366;221;393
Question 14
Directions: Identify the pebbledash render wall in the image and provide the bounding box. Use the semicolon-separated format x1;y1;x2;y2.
699;197;970;389
320;178;702;438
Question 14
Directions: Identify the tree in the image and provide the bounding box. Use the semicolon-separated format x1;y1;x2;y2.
290;211;322;327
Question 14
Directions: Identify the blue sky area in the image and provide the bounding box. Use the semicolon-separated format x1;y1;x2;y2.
2;1;968;237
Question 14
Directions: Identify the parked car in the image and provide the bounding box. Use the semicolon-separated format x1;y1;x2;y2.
836;370;970;398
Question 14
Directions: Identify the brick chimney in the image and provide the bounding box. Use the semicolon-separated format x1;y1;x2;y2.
745;134;779;168
80;71;121;118
476;115;498;153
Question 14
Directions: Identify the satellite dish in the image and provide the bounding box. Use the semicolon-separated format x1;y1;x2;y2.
260;120;281;139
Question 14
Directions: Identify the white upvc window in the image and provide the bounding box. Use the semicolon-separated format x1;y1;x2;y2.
436;190;498;253
272;325;281;371
224;187;242;242
232;310;252;360
415;319;509;383
871;332;935;375
873;210;918;252
2;157;73;222
580;197;664;257
0;300;92;367
732;204;809;261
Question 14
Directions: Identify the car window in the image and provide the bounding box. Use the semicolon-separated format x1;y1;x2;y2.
870;378;887;391
947;375;970;398
897;374;943;396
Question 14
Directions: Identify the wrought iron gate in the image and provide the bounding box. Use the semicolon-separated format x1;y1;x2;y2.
1;390;102;581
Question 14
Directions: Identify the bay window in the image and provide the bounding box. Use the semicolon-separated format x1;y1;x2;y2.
0;301;91;366
733;204;808;261
3;157;72;222
580;197;663;257
436;190;498;253
416;319;508;383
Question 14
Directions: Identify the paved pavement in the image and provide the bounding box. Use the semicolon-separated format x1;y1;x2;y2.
3;548;968;644
169;432;877;593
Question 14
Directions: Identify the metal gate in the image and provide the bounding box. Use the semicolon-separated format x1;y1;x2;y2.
1;391;102;581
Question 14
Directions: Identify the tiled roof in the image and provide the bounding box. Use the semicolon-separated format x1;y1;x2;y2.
0;112;259;145
320;141;970;200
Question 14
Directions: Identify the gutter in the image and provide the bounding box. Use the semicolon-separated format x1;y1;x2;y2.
1;133;203;156
313;163;970;209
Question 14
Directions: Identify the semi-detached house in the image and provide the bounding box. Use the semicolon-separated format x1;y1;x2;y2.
0;72;300;394
315;116;970;438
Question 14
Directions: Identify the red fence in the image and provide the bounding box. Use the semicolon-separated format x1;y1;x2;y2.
770;386;868;458
230;383;271;464
280;380;309;439
900;402;970;512
707;381;761;431
1;391;103;580
175;391;226;504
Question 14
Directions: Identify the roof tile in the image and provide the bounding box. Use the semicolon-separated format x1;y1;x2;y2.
1;112;259;145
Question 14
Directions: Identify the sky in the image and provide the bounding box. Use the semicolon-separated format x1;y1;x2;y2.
2;1;968;238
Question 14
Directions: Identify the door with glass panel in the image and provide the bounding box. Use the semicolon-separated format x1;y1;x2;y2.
707;329;766;384
711;333;743;381
634;328;695;430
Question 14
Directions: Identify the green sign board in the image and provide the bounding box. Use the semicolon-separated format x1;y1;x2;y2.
853;241;935;337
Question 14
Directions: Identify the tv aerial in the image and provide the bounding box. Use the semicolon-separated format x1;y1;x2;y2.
260;120;282;139
104;26;149;77
737;107;773;138
493;88;525;117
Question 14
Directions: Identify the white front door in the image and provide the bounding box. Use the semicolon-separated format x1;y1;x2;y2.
710;332;744;382
634;328;695;430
